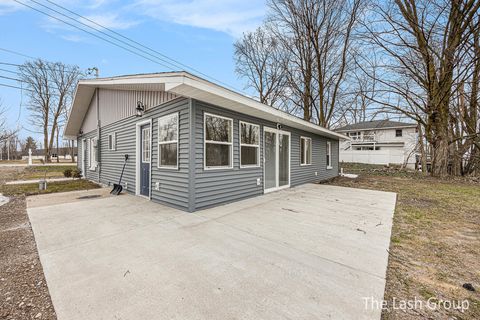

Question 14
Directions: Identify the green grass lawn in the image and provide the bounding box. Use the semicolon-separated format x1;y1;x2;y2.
329;163;480;319
0;179;100;196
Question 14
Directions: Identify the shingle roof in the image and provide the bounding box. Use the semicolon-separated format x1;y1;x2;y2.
335;120;416;132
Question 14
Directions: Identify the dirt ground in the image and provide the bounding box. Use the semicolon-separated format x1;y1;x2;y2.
329;165;480;319
0;167;57;320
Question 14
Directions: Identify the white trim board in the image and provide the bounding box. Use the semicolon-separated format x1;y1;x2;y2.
65;72;347;141
263;126;291;194
135;118;152;199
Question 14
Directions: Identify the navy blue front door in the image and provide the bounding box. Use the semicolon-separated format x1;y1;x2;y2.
140;124;151;197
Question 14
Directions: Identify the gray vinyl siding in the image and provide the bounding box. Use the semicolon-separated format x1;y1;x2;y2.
290;133;339;186
97;97;190;210
192;99;339;210
77;91;339;212
76;138;82;171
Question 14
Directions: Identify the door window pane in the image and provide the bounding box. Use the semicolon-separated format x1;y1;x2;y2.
279;134;289;187
264;131;277;189
142;128;150;163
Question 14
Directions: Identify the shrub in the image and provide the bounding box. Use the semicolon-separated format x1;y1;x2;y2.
72;168;82;179
63;169;72;178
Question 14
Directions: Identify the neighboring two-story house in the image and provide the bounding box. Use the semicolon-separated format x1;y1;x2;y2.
335;120;418;169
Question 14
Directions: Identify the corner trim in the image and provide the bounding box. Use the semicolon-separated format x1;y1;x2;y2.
188;98;196;212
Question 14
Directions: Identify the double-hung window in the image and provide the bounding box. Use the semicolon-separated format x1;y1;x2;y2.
240;121;260;167
108;133;116;151
158;113;178;168
326;141;332;169
300;137;312;165
89;137;97;170
204;113;233;169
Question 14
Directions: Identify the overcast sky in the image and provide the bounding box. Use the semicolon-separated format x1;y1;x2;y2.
0;0;266;141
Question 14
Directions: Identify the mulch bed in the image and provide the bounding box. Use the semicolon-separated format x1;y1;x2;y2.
0;195;57;320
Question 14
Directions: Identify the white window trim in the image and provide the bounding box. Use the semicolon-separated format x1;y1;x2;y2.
300;136;312;166
157;112;179;170
204;112;234;170
108;132;116;151
135;119;152;199
239;120;260;168
263;127;291;193
326;141;333;169
89;137;98;171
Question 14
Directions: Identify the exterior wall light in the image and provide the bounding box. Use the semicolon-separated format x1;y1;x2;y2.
136;101;145;117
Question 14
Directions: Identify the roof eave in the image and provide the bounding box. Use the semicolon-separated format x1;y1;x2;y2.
64;72;348;141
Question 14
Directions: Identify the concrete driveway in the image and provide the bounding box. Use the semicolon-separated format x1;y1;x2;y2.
27;184;396;320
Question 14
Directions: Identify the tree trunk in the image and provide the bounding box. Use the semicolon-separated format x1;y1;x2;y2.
44;128;49;163
417;125;427;172
431;135;450;176
56;126;59;163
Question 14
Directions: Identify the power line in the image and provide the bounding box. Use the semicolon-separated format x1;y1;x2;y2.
0;47;36;60
13;0;243;93
0;82;31;92
13;0;177;70
0;67;18;75
0;59;81;75
0;62;22;68
41;0;185;71
0;75;24;83
0;80;62;97
44;0;239;91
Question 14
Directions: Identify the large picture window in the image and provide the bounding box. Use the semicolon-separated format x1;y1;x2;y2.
240;121;260;167
89;137;97;170
158;113;178;168
204;113;233;169
300;137;312;165
326;141;332;169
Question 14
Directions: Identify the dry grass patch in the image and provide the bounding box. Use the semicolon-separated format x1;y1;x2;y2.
329;169;480;319
13;165;77;181
0;179;100;196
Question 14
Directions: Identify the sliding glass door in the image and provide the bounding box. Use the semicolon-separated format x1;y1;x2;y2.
264;127;290;193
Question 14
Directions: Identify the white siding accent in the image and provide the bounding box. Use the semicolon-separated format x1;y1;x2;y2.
80;89;178;134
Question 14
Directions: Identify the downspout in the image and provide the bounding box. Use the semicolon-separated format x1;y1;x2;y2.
96;88;101;183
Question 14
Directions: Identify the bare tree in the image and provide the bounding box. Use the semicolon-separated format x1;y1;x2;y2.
0;99;17;148
234;26;288;107
234;0;365;127
363;0;480;176
20;59;81;162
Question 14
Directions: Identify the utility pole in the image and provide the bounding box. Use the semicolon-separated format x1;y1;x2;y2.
87;67;99;78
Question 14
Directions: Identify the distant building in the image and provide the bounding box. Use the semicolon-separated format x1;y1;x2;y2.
20;147;78;161
335;120;418;169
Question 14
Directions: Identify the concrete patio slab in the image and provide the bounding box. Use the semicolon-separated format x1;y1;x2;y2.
27;184;396;320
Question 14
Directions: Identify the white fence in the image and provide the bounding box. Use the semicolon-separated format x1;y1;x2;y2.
340;149;406;166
